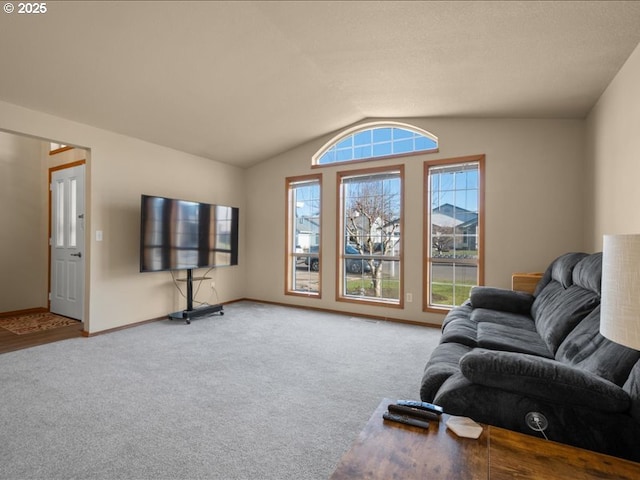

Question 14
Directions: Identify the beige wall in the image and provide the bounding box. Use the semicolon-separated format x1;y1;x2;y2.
585;42;640;251
0;132;48;311
0;101;246;333
245;117;586;325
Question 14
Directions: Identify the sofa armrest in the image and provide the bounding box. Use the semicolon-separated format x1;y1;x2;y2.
469;286;534;314
459;349;630;412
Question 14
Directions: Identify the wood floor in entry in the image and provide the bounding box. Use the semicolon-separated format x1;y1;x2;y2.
0;312;84;354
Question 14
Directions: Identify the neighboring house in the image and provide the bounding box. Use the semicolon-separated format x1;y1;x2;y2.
295;216;320;251
431;204;478;252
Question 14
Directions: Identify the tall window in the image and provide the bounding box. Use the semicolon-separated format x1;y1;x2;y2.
338;166;403;306
286;175;322;297
425;155;484;310
314;122;437;166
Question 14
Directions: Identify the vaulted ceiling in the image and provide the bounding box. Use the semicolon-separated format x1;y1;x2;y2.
1;1;640;167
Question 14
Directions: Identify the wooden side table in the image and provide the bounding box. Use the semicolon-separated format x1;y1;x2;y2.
511;272;543;294
330;399;488;480
330;398;640;480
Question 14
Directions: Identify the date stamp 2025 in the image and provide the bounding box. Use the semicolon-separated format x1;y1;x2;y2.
4;2;48;15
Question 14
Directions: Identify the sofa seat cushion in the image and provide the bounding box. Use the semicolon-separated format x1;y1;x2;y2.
440;306;536;348
441;303;473;330
470;308;536;331
477;322;553;358
440;317;478;347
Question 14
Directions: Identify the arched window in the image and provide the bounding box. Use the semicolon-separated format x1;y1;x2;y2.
313;122;437;166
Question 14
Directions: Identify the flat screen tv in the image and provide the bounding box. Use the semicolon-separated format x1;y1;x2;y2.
140;194;239;273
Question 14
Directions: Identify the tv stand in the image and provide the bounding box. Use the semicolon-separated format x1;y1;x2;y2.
168;269;224;324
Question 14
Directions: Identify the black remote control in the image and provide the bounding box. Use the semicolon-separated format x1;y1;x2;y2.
396;400;444;415
383;411;430;429
388;403;440;421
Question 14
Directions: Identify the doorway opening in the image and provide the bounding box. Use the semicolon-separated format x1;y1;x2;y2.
0;130;90;351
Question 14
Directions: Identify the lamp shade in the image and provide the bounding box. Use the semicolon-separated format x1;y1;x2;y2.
600;234;640;350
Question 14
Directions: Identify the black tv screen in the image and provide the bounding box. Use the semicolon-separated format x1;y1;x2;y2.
140;194;239;272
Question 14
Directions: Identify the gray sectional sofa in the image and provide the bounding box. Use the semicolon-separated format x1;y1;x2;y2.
420;252;640;461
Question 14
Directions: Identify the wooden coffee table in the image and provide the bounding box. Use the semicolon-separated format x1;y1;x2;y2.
329;398;640;479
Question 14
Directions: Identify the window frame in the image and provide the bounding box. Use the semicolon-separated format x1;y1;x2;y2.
336;165;404;308
313;121;438;168
49;143;73;155
423;155;485;312
285;174;322;298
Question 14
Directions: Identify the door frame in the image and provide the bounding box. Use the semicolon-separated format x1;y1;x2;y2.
48;159;87;320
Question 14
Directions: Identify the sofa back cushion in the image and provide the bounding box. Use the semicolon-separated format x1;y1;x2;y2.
532;253;601;354
571;252;602;295
533;252;588;297
556;306;640;386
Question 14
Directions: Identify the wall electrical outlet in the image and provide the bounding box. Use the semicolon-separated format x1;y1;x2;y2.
406;293;413;303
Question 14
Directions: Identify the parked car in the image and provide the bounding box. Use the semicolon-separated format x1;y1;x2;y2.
303;244;372;273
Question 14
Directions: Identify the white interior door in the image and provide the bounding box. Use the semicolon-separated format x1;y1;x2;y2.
50;164;85;320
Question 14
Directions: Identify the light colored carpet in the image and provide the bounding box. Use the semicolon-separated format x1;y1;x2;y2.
0;312;78;335
0;301;441;479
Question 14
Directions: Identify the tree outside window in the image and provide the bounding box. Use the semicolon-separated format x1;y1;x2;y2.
339;167;403;305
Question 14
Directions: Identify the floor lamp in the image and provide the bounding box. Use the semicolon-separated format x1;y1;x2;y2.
601;234;640;350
